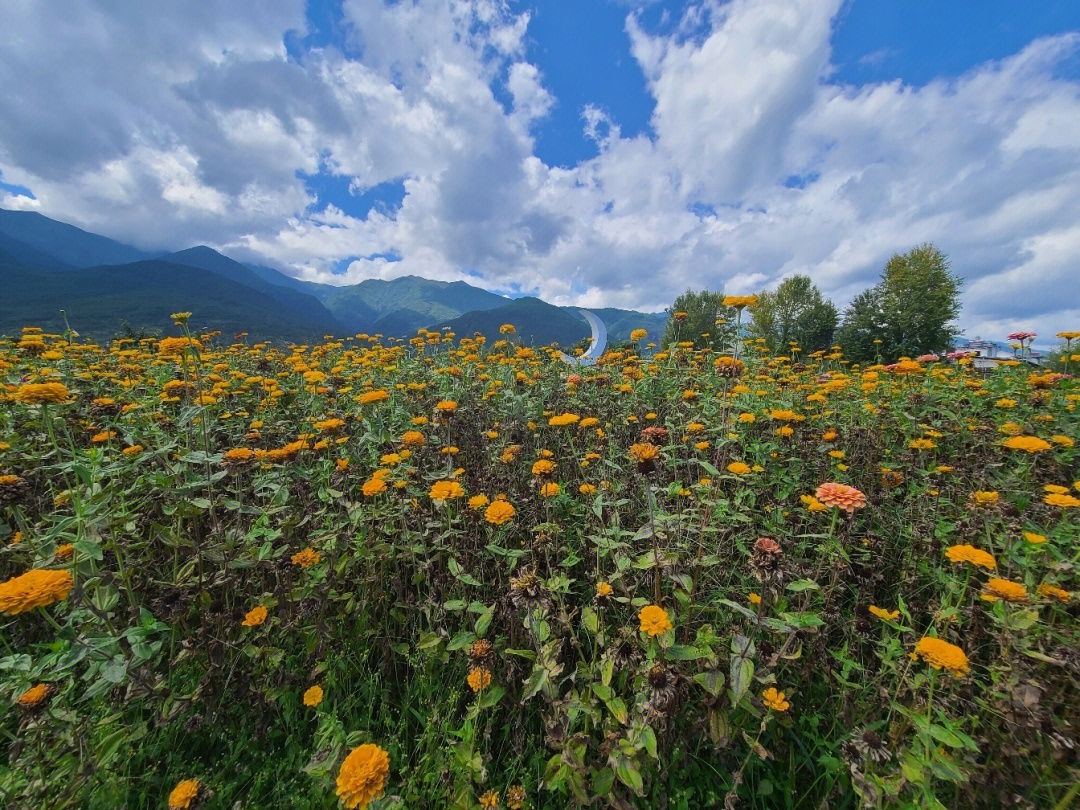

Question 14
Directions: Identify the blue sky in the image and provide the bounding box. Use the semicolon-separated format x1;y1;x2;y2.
1;0;1079;340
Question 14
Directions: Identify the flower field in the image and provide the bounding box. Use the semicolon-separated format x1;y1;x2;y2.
1;322;1078;809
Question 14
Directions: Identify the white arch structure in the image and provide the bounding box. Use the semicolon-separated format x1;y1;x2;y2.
558;309;607;367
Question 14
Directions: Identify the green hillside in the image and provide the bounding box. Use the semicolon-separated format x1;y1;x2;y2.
436;297;592;346
0;259;336;343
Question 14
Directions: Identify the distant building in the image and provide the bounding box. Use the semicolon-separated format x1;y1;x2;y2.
955;337;1046;371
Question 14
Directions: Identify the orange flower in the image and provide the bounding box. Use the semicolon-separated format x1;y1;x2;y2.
303;685;324;707
467;667;492;692
944;545;996;570
914;636;969;677
981;578;1028;603
484;500;515;525
336;743;390;810
638;604;672;636
814;482;867;512
291;547;321;568
628;443;659;463
0;569;74;615
762;686;789;711
168;779;202;809
429;480;465;502
242;605;268;627
16;682;54;708
868;605;900;621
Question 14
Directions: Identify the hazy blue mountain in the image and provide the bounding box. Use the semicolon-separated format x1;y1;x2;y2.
311;276;508;334
163;247;344;334
0;230;74;271
0;209;156;268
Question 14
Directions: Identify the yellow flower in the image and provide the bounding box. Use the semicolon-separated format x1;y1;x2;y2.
531;459;555;476
723;295;759;309
630;329;648;341
242;606;268;627
13;382;70;404
480;789;500;809
638;604;672;636
981;578;1028;603
970;490;999;508
548;413;580;426
539;482;561;498
748;592;762;605
909;438;936;450
868;605;900;622
0;569;74;615
429;480;465;502
467;667;492;692
484;500;515;525
726;462;751;475
1002;435;1052;453
358;389;390;404
168;779;202;809
799;494;828;513
762;687;790;712
336;743;390;810
468;494;491;510
1045;493;1080;508
1022;531;1047;545
628;443;660;463
1037;583;1070;603
914;636;969;677
436;400;458;413
1050;435;1074;448
596;581;613;599
362;478;387;497
944;545;996;570
303;685;324;707
579;483;597;495
291;547;321;568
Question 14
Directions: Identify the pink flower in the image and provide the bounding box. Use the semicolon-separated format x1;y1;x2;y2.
1006;331;1036;341
915;354;939;363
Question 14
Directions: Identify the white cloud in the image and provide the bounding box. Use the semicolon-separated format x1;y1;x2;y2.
1;0;1079;341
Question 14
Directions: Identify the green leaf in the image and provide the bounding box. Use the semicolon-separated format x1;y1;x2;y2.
693;670;726;697
666;644;704;660
581;606;599;635
786;579;820;593
478;685;505;709
474;609;493;638
613;756;644;795
730;658;754;705
447;632;476;651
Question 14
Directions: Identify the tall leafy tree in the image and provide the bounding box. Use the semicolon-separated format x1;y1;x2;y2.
749;275;838;353
661;289;738;351
838;244;962;363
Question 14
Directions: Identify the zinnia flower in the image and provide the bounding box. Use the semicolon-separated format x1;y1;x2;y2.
539;482;561;498
1002;435;1052;453
468;494;491;510
969;491;999;508
1037;583;1070;602
628;443;659;463
303;685;324;707
362;478;387;497
467;667;492;692
13;382;70;404
242;606;268;627
291;548;320;568
0;569;74;615
505;785;527;809
638;604;672;636
914;636;970;677
868;606;900;621
336;743;390;810
531;459;555;476
814;482;867;512
762;687;790;712
596;581;613;599
726;462;751;475
484;500;515;525
168;779;202;810
981;578;1028;603
358;389;390;404
1045;493;1080;508
480;790;500;809
1022;531;1047;544
944;545;996;570
430;480;465;502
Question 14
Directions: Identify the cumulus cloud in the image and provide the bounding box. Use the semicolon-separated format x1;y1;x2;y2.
0;0;1078;340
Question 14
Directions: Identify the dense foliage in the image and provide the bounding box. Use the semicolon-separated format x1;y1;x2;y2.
1;318;1078;809
838;245;962;364
747;275;838;354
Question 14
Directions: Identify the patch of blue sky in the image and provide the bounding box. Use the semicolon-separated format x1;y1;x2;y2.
830;0;1080;86
300;170;407;219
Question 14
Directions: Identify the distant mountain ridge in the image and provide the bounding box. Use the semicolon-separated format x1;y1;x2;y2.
0;208;668;344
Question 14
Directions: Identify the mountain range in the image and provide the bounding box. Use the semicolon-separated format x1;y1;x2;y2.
0;209;667;345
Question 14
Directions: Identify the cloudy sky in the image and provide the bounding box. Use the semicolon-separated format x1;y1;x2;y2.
2;0;1079;341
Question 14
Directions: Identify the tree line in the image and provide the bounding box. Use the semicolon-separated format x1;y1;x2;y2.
662;244;963;363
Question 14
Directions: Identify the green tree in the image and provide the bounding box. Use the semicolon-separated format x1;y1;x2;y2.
749;274;838;353
838;244;962;363
661;289;737;351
